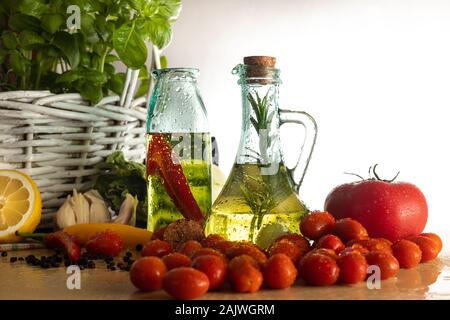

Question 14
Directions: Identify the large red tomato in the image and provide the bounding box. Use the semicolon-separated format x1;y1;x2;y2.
324;170;428;242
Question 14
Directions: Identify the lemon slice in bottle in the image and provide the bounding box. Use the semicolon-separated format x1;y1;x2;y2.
0;170;41;243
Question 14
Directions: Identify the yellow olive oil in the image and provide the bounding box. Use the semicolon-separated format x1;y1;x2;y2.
205;163;308;248
147;133;211;231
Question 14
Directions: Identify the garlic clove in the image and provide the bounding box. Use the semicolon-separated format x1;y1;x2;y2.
70;189;90;224
55;195;77;229
85;190;111;223
84;189;104;201
113;194;138;226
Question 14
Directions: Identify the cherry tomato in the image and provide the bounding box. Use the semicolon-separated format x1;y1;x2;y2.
151;227;167;240
267;239;304;264
298;253;339;286
85;230;124;257
201;234;226;248
176;240;202;258
262;253;298;289
192;255;227;290
191;248;227;262
315;234;345;254
228;255;263;293
365;251;400;280
420;233;443;253
307;248;338;260
162;253;192;270
141;239;172;258
130;257;167;291
409;236;439;262
391;239;422;269
225;243;267;266
275;234;311;254
347;237;392;254
340;245;369;256
162;267;210;300
213;240;236;254
332;218;368;243
300;211;336;240
337;252;368;284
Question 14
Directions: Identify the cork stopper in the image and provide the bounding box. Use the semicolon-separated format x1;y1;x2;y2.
243;56;276;84
243;56;276;68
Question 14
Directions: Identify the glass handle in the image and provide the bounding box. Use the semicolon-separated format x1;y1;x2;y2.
279;109;318;193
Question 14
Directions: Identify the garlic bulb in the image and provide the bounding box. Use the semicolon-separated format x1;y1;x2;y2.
55;195;77;228
113;194;138;225
70;189;90;224
84;190;111;223
55;189;111;229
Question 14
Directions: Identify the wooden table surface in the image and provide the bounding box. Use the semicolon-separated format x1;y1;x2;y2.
0;249;449;300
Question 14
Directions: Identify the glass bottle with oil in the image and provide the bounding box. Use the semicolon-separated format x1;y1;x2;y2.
205;56;318;248
146;68;211;231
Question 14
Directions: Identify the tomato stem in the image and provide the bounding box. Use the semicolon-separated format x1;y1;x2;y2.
344;172;365;180
372;164;400;183
345;164;400;182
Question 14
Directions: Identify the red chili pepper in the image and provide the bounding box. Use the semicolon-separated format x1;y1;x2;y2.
147;134;204;222
45;231;81;261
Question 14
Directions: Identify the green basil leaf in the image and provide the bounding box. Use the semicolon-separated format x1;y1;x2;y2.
18;0;47;18
53;31;80;68
143;0;181;21
105;54;119;63
138;65;149;80
2;31;18;50
127;0;145;11
19;30;44;48
154;0;182;20
81;68;108;84
41;13;64;34
79;82;103;104
113;21;147;69
70;0;102;12
103;63;115;75
56;69;80;83
145;16;171;49
81;13;99;44
107;72;126;94
9;14;41;32
10;50;29;76
95;16;113;42
135;78;149;97
160;55;168;68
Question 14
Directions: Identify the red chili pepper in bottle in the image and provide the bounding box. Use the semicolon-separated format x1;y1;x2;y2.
147;134;204;222
44;231;81;261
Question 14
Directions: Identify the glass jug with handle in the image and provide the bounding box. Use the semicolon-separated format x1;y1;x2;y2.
146;68;212;232
205;56;317;249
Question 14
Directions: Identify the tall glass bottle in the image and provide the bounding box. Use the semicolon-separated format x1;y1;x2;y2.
205;56;317;249
146;68;212;231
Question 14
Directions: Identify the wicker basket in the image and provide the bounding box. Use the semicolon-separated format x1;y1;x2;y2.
0;90;148;229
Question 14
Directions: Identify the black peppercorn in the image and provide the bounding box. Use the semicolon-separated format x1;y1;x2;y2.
9;257;17;263
135;244;143;252
1;251;7;257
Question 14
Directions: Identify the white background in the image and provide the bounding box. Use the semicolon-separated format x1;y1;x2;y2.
164;0;450;249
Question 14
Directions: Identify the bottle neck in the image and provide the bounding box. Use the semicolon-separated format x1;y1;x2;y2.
147;68;209;133
236;81;282;166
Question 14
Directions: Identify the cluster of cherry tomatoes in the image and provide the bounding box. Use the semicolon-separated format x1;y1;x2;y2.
129;211;443;299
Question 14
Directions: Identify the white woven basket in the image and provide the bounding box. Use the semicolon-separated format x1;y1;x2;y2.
0;90;148;229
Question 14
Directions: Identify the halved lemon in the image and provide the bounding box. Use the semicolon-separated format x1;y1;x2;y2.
0;170;41;243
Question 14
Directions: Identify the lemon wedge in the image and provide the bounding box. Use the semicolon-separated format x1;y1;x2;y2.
0;170;41;243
